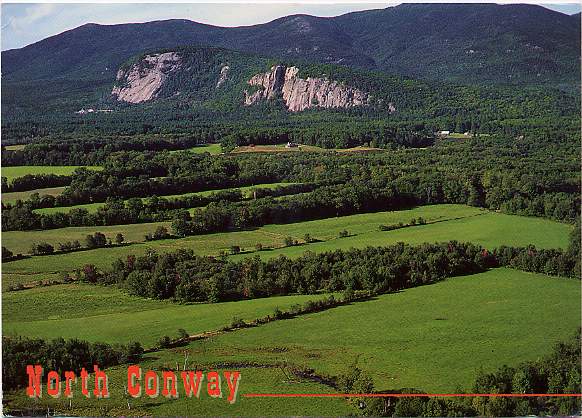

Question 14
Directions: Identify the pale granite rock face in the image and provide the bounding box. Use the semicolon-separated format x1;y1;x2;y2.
112;52;182;103
245;65;372;112
216;65;230;88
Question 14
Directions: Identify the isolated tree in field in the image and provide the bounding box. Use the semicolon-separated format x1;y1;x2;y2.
158;336;172;348
230;245;241;255
304;233;314;243
86;232;107;248
82;264;99;283
2;247;13;261
153;226;169;239
339;230;349;238
85;235;97;248
284;236;294;247
172;210;192;237
115;233;124;245
31;242;54;255
94;232;107;247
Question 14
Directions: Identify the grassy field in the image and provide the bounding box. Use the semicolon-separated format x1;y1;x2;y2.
239;208;572;260
3;144;26;151
3;268;578;416
1;165;102;183
2;285;335;346
3;361;351;416
232;144;326;153
33;182;298;215
2;205;572;280
169;143;222;154
231;144;387;154
2;221;172;254
336;145;385;152
153;268;579;393
2;186;66;204
33;202;104;215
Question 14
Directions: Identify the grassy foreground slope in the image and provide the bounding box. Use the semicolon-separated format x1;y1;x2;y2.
3;361;352;416
2;205;571;279
164;268;580;392
2;285;334;346
3;268;578;417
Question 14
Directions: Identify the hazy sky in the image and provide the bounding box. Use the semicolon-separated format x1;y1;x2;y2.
2;2;581;51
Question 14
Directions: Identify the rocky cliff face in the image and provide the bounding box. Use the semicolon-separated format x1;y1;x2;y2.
245;65;371;112
112;52;182;103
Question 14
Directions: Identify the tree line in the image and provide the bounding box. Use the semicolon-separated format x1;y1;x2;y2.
2;336;144;391
1;183;315;231
2;174;71;193
72;242;488;303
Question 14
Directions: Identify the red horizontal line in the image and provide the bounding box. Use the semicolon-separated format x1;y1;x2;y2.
243;393;582;398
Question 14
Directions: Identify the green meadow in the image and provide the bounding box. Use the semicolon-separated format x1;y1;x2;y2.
155;268;580;393
2;221;172;255
3;361;351;417
2;285;334;346
2;186;66;204
2;205;571;280
3;144;26;151
3;268;578;417
241;208;572;260
1;165;102;183
169;143;223;154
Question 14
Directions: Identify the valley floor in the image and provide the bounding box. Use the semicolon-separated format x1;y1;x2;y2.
3;268;579;416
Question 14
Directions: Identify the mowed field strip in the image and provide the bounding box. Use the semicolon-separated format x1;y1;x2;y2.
2;186;67;204
2;205;572;281
1;165;102;182
169;143;222;154
2;286;335;346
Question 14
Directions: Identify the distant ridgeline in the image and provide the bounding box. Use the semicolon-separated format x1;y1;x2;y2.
1;3;581;142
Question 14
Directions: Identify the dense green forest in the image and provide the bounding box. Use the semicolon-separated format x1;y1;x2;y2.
2;44;579;141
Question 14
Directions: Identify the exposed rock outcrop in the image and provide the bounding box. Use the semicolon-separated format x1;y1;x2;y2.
112;52;182;103
244;65;371;112
216;64;230;88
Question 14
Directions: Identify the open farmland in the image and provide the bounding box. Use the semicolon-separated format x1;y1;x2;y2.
1;165;102;183
169;143;222;154
3;361;351;416
2;186;66;204
2;205;572;280
231;144;387;154
145;268;579;392
2;221;171;254
2;284;336;346
3;268;578;416
3;144;26;151
232;144;326;153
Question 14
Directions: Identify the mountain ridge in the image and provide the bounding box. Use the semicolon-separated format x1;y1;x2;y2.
3;3;579;86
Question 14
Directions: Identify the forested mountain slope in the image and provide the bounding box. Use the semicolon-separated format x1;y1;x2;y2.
2;45;579;140
2;4;579;86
